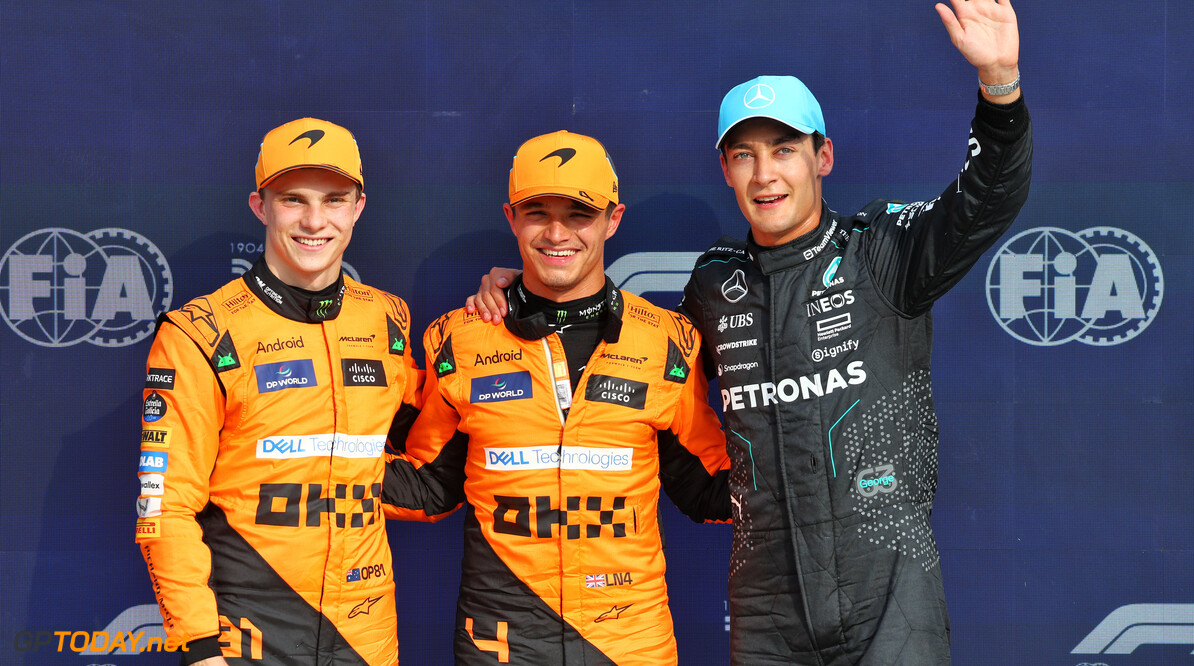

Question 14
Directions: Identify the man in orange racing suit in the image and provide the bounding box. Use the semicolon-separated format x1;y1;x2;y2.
135;118;423;665
384;130;731;665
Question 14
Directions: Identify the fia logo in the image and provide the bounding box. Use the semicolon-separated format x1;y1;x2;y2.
0;228;172;347
986;227;1163;346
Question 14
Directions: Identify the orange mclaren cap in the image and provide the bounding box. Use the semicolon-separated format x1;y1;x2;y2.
254;118;363;190
509;130;618;210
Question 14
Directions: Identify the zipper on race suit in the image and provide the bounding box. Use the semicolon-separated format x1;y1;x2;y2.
541;337;569;428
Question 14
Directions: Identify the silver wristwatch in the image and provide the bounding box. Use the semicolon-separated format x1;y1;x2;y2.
980;72;1020;96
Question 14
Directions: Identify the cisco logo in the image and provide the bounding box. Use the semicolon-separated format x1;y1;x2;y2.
0;228;173;347
986;227;1163;346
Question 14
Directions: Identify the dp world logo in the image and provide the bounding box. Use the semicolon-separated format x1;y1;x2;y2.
985;227;1163;346
0;228;173;347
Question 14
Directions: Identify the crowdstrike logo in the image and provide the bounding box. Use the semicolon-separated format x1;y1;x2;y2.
743;83;776;109
722;361;866;412
721;269;748;303
986;227;1163;346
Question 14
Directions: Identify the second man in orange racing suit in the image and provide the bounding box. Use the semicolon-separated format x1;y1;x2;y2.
385;130;731;665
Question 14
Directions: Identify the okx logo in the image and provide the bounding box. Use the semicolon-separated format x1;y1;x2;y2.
0;228;173;347
986;227;1163;346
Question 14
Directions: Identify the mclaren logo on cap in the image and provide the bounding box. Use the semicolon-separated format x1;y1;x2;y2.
541;148;577;167
290;129;326;148
743;83;776;109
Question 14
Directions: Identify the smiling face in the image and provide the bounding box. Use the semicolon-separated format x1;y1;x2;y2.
720;117;834;246
504;195;624;302
248;167;365;290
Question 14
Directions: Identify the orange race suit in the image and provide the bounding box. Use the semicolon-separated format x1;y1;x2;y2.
385;277;731;665
135;257;422;665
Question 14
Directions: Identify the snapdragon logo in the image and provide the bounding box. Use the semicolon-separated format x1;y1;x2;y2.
484;445;633;471
0;228;173;347
986;227;1163;346
256;433;386;459
722;361;866;412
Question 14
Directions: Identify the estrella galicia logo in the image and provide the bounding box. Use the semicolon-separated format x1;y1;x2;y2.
343;358;386;387
138;451;168;474
471;371;533;403
721;269;748;303
0;228;173;347
255;359;317;393
142;391;167;422
855;464;897;498
986;227;1163;346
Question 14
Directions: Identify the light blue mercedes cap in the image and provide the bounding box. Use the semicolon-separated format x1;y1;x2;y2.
716;75;826;149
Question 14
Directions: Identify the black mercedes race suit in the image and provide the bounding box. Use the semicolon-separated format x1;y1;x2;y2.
680;94;1031;665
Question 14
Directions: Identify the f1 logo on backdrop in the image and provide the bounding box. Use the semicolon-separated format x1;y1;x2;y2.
985;227;1163;346
1073;603;1194;655
606;252;703;296
0;228;173;347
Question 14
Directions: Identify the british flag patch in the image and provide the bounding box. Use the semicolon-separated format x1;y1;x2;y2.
585;574;606;588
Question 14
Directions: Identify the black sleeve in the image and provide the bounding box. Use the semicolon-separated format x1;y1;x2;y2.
864;92;1033;316
382;427;468;517
657;429;731;523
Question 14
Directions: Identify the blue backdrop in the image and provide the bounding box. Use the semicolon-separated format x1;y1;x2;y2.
1;2;1191;664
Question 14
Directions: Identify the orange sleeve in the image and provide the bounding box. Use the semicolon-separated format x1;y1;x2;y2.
136;321;223;644
659;313;732;523
383;321;467;521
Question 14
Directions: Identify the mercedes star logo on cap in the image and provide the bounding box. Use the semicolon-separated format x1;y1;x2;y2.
743;83;776;109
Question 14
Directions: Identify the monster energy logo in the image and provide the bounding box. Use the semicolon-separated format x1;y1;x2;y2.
217;353;236;368
392;337;404;352
556;310;566;324
316;299;334;318
668;364;687;379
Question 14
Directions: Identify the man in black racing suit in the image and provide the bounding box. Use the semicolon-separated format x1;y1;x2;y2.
679;2;1031;664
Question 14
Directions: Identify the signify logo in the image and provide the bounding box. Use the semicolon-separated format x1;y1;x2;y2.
471;371;533;403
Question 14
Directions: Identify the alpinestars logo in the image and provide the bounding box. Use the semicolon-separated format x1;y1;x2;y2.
721;269;748;303
986;227;1163;346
